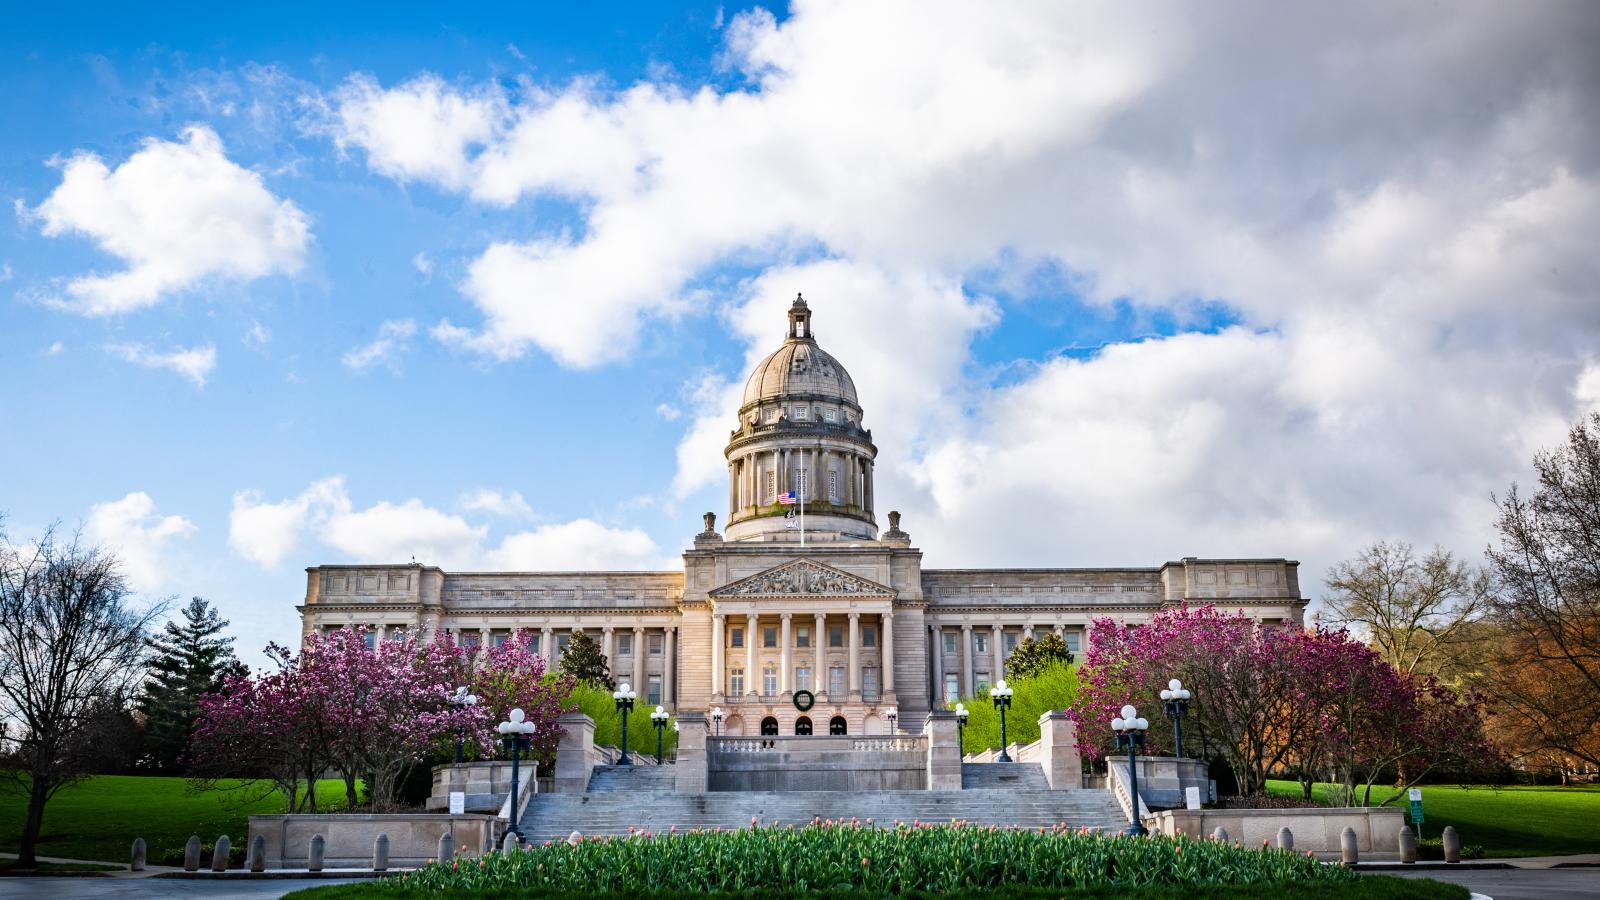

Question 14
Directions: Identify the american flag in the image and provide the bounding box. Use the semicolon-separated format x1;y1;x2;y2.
778;491;798;505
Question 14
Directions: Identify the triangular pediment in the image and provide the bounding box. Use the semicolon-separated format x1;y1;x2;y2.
711;558;895;598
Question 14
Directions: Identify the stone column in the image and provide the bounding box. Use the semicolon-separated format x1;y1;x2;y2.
664;626;676;706
632;626;646;692
843;452;854;506
881;609;895;692
745;614;758;698
848;612;862;698
673;712;708;794
711;613;725;697
542;627;555;671
992;623;1004;682
375;624;387;647
864;462;873;514
1037;710;1082;790
780;613;793;695
552;712;596;794
1023;623;1034;641
602;626;614;669
961;624;974;698
1053;623;1064;638
814;612;826;698
929;622;943;704
781;449;790;493
728;462;737;515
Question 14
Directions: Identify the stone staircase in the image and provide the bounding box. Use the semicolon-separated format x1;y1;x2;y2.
587;763;677;792
961;761;1048;790
516;788;1125;842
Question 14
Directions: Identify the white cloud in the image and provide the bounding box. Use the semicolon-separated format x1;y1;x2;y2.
28;125;310;315
244;320;272;350
46;341;63;355
0;262;12;282
654;403;681;421
230;477;661;571
413;252;433;278
342;319;417;372
108;342;217;387
85;492;196;593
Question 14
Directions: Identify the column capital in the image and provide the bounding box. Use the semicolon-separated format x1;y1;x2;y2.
848;611;860;621
603;625;614;634
780;611;793;621
961;623;973;633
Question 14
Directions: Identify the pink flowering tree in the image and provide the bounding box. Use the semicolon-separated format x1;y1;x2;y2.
466;631;575;769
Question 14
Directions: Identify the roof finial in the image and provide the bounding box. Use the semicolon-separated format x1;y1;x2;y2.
792;292;807;308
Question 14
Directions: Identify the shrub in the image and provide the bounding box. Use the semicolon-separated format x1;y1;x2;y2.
952;661;1078;754
1415;838;1485;860
569;681;678;759
157;839;247;869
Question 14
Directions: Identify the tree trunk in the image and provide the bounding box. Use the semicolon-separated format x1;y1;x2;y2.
17;776;52;867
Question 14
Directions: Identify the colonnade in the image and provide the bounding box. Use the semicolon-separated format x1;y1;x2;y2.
728;447;873;512
710;609;894;701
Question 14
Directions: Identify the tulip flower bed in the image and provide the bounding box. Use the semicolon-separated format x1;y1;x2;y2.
382;820;1356;895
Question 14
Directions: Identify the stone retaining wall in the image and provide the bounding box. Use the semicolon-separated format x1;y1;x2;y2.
248;813;500;869
1146;806;1406;852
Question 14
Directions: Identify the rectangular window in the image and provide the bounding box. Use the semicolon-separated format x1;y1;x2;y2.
462;633;480;649
942;631;957;655
824;408;836;422
1065;630;1081;653
617;633;633;656
976;674;991;695
796;666;812;691
731;627;744;648
944;674;960;704
797;626;810;648
648;633;663;656
496;632;510;649
556;633;570;653
647;675;662;706
829;626;844;647
828;666;846;696
730;668;745;696
862;666;879;699
794;406;807;420
362;631;376;649
975;633;988;654
1005;632;1019;653
530;634;541;653
862;625;876;647
763;665;778;696
828;470;838;501
766;472;776;502
763;626;778;648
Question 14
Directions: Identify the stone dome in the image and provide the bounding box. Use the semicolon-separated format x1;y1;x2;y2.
740;295;858;409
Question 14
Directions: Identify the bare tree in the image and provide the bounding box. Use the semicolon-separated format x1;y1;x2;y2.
0;524;163;867
1485;411;1600;771
1324;540;1487;676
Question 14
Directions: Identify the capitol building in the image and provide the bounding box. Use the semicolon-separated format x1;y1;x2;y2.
298;297;1307;735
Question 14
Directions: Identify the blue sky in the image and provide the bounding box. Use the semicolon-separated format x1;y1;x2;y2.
2;2;1596;665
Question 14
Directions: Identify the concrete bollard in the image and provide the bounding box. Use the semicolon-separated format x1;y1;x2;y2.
1340;826;1359;866
131;837;146;871
502;832;519;854
1398;826;1416;864
1211;826;1229;842
308;834;325;873
250;835;266;872
211;835;231;872
373;834;389;872
183;835;202;872
437;831;454;862
1276;827;1293;851
1442;826;1461;864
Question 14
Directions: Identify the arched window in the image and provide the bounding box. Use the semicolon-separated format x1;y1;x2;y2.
795;716;813;736
829;716;848;735
761;716;779;736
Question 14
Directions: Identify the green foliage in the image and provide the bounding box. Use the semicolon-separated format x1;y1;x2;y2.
558;631;614;690
568;681;677;759
1266;780;1600;857
1006;632;1074;681
136;596;247;774
372;823;1355;895
0;774;354;864
157;839;247;868
951;661;1079;754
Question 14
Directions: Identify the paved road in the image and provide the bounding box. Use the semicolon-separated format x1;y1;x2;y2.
0;879;360;899
1383;868;1600;900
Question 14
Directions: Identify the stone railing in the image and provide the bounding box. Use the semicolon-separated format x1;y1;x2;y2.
710;735;925;754
1106;757;1151;825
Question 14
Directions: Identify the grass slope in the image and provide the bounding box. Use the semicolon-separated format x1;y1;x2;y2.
0;775;352;864
1265;780;1600;858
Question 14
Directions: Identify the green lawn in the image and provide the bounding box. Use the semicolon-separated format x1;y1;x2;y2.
1265;780;1600;858
0;775;353;864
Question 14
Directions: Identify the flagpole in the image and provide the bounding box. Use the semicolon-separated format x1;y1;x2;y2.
800;466;806;548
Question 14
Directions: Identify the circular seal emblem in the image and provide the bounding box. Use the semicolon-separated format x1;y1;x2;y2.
793;689;815;712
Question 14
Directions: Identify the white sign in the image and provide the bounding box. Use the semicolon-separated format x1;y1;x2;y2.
1185;786;1202;810
448;791;465;815
1408;788;1422;802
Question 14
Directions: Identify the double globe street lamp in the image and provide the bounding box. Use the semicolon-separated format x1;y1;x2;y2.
613;682;638;765
1110;704;1150;836
954;702;969;751
885;706;898;733
496;708;536;841
711;706;725;736
449;686;477;764
650;705;671;764
1159;678;1192;758
992;680;1016;762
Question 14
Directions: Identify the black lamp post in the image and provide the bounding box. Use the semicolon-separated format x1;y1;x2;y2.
954;702;969;753
885;706;898;734
613;682;637;765
992;679;1015;762
450;686;478;764
711;706;725;736
651;705;670;764
496;708;535;841
1111;704;1150;836
1160;678;1192;759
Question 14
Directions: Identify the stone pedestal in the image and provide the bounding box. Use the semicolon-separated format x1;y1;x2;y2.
552;712;597;794
674;712;709;794
924;710;961;790
1037;710;1082;790
427;761;519;812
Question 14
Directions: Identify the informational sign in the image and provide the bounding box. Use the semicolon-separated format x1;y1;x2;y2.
448;791;465;815
1407;788;1424;825
1185;786;1201;810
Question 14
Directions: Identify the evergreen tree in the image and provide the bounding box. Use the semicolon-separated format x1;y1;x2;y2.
559;630;614;689
135;597;247;773
1005;632;1074;681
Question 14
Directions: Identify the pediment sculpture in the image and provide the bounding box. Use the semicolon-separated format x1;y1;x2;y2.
712;559;894;598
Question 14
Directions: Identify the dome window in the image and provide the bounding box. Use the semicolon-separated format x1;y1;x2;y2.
794;406;807;420
824;408;836;422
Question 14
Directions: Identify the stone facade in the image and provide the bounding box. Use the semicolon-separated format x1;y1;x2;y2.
299;297;1307;733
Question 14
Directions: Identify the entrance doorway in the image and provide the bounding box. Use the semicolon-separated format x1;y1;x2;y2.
794;716;813;735
760;716;779;736
829;716;848;735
